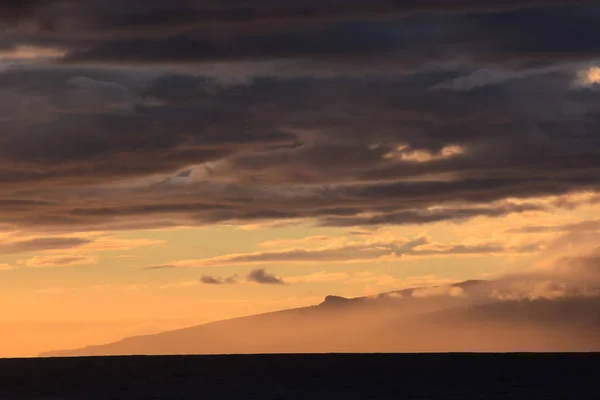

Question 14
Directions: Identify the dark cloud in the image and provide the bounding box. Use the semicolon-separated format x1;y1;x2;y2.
320;203;545;227
0;3;600;231
0;65;598;230
0;1;49;23
61;7;600;66
466;6;600;60
0;1;597;69
0;68;297;189
247;269;285;285
76;0;597;31
3;1;590;30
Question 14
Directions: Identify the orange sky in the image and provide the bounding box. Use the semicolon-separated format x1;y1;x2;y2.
1;192;598;357
2;0;600;358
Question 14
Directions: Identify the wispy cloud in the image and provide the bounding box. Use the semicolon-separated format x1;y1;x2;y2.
18;254;97;268
0;234;164;260
80;237;166;251
506;219;600;234
0;237;92;255
259;236;333;248
149;236;538;268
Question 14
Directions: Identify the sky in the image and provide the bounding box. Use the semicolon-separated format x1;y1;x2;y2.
1;0;600;357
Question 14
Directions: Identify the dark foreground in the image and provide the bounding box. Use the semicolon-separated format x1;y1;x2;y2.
2;354;599;399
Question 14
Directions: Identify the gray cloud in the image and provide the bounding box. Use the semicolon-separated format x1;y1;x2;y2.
57;9;600;68
319;203;545;227
0;1;598;70
199;275;221;285
199;270;283;285
247;269;285;285
200;275;238;285
0;62;598;232
0;1;49;24
0;3;599;232
4;1;589;30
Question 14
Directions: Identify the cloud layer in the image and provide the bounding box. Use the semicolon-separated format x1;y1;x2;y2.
0;1;600;233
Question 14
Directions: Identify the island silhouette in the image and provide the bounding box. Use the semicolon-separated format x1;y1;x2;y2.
39;280;600;357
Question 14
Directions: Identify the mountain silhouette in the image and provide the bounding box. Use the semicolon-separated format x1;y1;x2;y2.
39;280;600;357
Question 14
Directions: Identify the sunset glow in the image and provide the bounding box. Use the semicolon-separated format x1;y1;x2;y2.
1;1;600;358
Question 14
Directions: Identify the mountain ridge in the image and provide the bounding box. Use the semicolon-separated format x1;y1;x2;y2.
38;279;600;357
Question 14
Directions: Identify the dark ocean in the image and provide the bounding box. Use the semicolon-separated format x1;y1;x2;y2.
2;353;599;399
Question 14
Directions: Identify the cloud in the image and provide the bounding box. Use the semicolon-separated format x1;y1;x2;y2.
0;3;599;235
2;1;594;68
0;237;92;254
199;275;222;285
0;263;16;271
0;45;65;61
198;270;284;285
487;271;600;301
64;77;139;112
506;219;600;234
247;269;285;285
412;286;466;298
0;63;596;232
284;271;461;296
1;1;585;31
490;280;574;301
1;1;599;81
319;203;545;227
199;275;238;285
475;231;600;301
146;265;177;271
0;1;49;24
152;236;538;268
10;5;591;83
18;254;97;268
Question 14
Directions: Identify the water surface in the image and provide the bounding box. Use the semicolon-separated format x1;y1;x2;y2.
2;353;599;399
